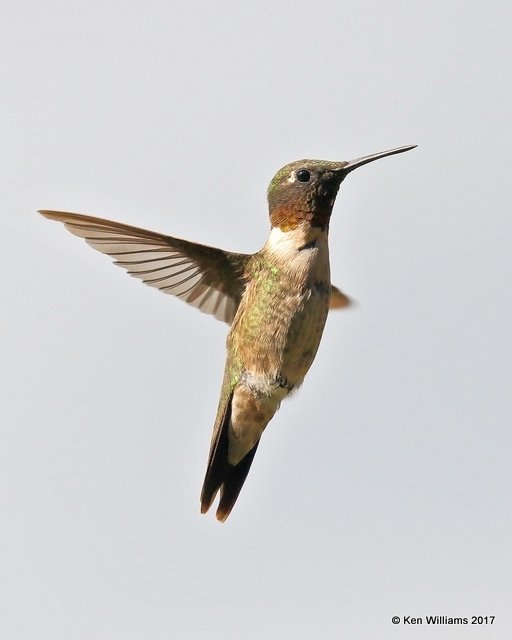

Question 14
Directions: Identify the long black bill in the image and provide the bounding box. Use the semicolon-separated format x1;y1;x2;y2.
342;144;417;174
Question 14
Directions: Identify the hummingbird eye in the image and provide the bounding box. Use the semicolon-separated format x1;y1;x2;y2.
296;169;311;183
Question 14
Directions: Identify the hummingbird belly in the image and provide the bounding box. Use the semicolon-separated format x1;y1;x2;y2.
227;279;330;465
226;228;331;464
279;283;330;386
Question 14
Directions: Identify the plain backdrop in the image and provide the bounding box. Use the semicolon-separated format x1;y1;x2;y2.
2;1;511;638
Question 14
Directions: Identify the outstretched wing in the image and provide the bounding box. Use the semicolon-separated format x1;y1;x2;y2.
39;210;250;324
330;285;353;309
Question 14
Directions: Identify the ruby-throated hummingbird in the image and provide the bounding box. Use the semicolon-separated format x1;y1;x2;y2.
39;144;416;521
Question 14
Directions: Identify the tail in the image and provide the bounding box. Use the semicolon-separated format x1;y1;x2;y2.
200;392;260;522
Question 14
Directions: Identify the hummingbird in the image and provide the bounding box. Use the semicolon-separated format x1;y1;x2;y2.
39;143;416;522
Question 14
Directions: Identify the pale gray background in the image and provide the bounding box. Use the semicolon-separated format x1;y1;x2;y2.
2;1;511;638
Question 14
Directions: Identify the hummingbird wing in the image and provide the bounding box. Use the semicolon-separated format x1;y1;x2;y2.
39;210;250;324
330;285;353;309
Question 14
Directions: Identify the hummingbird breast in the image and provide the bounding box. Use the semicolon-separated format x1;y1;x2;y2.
223;224;331;465
229;225;331;394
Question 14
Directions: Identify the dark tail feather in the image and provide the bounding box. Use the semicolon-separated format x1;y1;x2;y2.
215;443;259;522
200;394;260;522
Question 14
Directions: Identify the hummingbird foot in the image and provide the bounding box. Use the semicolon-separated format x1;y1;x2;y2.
275;374;294;391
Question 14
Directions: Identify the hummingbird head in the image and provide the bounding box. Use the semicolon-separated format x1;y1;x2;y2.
267;145;416;232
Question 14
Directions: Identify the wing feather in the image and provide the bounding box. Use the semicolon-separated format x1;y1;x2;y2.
39;210;250;324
